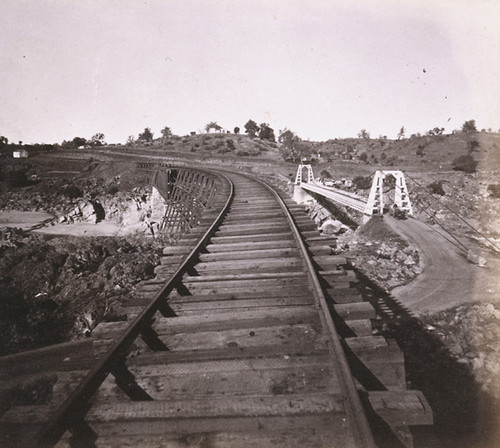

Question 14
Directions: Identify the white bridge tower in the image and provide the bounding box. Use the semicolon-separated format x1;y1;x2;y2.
365;170;413;216
295;163;315;185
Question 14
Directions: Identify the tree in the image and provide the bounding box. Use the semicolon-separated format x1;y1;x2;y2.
320;169;331;180
278;129;311;162
234;127;240;134
427;127;444;136
90;133;106;147
358;129;370;139
258;123;275;142
72;137;87;148
244;120;259;138
138;127;154;143
126;135;135;146
462;120;477;134
452;154;478;173
204;121;222;133
0;136;8;148
160;126;172;140
397;126;405;140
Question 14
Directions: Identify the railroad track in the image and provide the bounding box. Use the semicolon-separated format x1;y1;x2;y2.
0;170;432;447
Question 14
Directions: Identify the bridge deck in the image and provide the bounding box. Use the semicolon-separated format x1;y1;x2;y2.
300;182;368;213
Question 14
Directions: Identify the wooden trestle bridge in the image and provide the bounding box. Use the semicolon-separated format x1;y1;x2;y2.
0;167;432;448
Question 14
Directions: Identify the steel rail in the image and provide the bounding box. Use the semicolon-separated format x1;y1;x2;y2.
248;174;376;448
31;172;234;448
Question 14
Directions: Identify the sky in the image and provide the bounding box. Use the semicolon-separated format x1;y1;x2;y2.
1;0;499;144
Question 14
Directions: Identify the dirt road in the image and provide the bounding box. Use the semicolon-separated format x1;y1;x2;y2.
384;215;500;315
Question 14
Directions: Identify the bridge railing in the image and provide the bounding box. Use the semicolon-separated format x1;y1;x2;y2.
153;168;221;236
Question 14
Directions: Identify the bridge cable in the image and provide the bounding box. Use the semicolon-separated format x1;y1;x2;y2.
405;173;500;253
395;179;472;253
410;195;470;253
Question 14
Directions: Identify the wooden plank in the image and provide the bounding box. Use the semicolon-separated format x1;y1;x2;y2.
127;323;324;353
210;232;293;244
95;358;336;401
170;296;314;314
223;211;284;221
308;246;333;256
334;302;376;320
344;319;373;336
91;427;352;448
192;257;304;272
217;220;288;232
182;275;309;289
93;306;320;340
199;247;301;262
346;340;404;364
205;240;296;252
128;343;329;366
215;226;292;237
96;392;341;416
169;286;313;300
326;290;364;303
345;336;388;350
368;390;433;426
183;271;307;283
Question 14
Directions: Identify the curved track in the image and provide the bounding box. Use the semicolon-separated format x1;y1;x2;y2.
0;169;431;447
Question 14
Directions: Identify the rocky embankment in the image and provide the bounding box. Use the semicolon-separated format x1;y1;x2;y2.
304;199;500;406
58;186;166;236
0;176;170;355
0;177;166;236
306;202;421;290
0;228;165;356
421;303;500;401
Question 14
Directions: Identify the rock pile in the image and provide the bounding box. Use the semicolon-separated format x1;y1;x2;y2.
0;229;164;355
335;218;421;291
305;202;350;235
422;302;500;400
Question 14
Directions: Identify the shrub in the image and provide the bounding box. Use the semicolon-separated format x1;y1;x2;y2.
63;185;84;198
353;176;372;190
225;139;235;151
235;149;249;156
452;154;478;173
105;184;119;195
467;140;480;152
487;185;500;198
359;152;368;162
6;170;29;187
428;181;445;195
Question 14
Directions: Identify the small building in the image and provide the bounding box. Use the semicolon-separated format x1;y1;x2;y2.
13;149;28;158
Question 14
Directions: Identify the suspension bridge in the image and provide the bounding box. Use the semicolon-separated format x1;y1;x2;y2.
293;163;414;217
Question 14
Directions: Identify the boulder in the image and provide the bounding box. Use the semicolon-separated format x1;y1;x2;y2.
404;255;416;266
319;218;344;235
